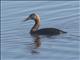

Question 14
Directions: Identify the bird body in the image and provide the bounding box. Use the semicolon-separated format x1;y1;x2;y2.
30;28;66;36
24;13;67;37
24;13;67;52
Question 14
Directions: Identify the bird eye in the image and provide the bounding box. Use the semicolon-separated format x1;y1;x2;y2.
31;14;35;19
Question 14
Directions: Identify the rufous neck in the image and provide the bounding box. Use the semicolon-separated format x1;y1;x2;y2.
31;17;40;32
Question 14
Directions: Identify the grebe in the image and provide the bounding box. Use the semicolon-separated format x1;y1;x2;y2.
24;13;67;37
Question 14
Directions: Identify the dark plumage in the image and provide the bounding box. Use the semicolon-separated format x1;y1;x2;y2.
24;13;67;37
30;28;66;36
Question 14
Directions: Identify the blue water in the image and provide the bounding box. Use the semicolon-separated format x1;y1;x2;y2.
1;1;80;60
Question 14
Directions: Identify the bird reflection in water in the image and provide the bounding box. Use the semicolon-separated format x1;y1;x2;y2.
24;13;67;54
31;34;41;54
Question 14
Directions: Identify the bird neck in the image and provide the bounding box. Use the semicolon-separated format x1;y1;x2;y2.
31;18;40;33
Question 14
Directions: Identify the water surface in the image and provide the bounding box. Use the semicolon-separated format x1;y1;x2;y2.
1;1;80;60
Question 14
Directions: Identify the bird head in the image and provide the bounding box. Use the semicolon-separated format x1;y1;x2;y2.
24;13;37;21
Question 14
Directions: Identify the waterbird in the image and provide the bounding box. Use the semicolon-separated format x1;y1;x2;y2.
24;13;67;37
